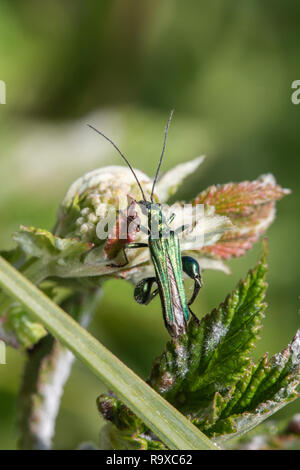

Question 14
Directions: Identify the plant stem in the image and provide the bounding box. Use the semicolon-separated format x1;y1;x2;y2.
18;335;73;449
18;291;101;450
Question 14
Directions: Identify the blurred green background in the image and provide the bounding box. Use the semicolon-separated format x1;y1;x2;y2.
0;0;299;449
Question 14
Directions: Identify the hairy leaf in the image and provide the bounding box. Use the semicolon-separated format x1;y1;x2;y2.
193;329;300;440
97;248;300;446
194;175;290;259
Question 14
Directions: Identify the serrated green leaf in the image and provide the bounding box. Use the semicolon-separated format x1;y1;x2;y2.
194;329;300;440
149;249;268;413
95;247;300;445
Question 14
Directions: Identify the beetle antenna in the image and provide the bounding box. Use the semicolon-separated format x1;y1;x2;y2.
87;124;146;202
150;109;174;202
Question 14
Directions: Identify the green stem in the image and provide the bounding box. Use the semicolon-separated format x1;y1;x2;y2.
0;255;219;450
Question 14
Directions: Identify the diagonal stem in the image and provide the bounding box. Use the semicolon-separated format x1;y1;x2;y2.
0;255;219;450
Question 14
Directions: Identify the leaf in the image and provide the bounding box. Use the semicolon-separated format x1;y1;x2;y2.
227;415;300;450
194;175;289;217
0;247;23;265
97;395;167;450
156;156;205;201
11;225;149;280
193;329;300;441
4;305;47;349
194;175;290;259
95;246;299;445
1;279;75;349
14;226;93;264
53;191;81;238
0;255;218;451
148;246;268;413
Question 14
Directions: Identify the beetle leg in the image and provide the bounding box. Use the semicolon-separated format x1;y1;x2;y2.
126;242;149;248
134;277;159;305
106;242;149;268
131;223;149;235
106;248;130;268
175;224;190;235
188;306;200;325
168;212;176;224
182;255;202;306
